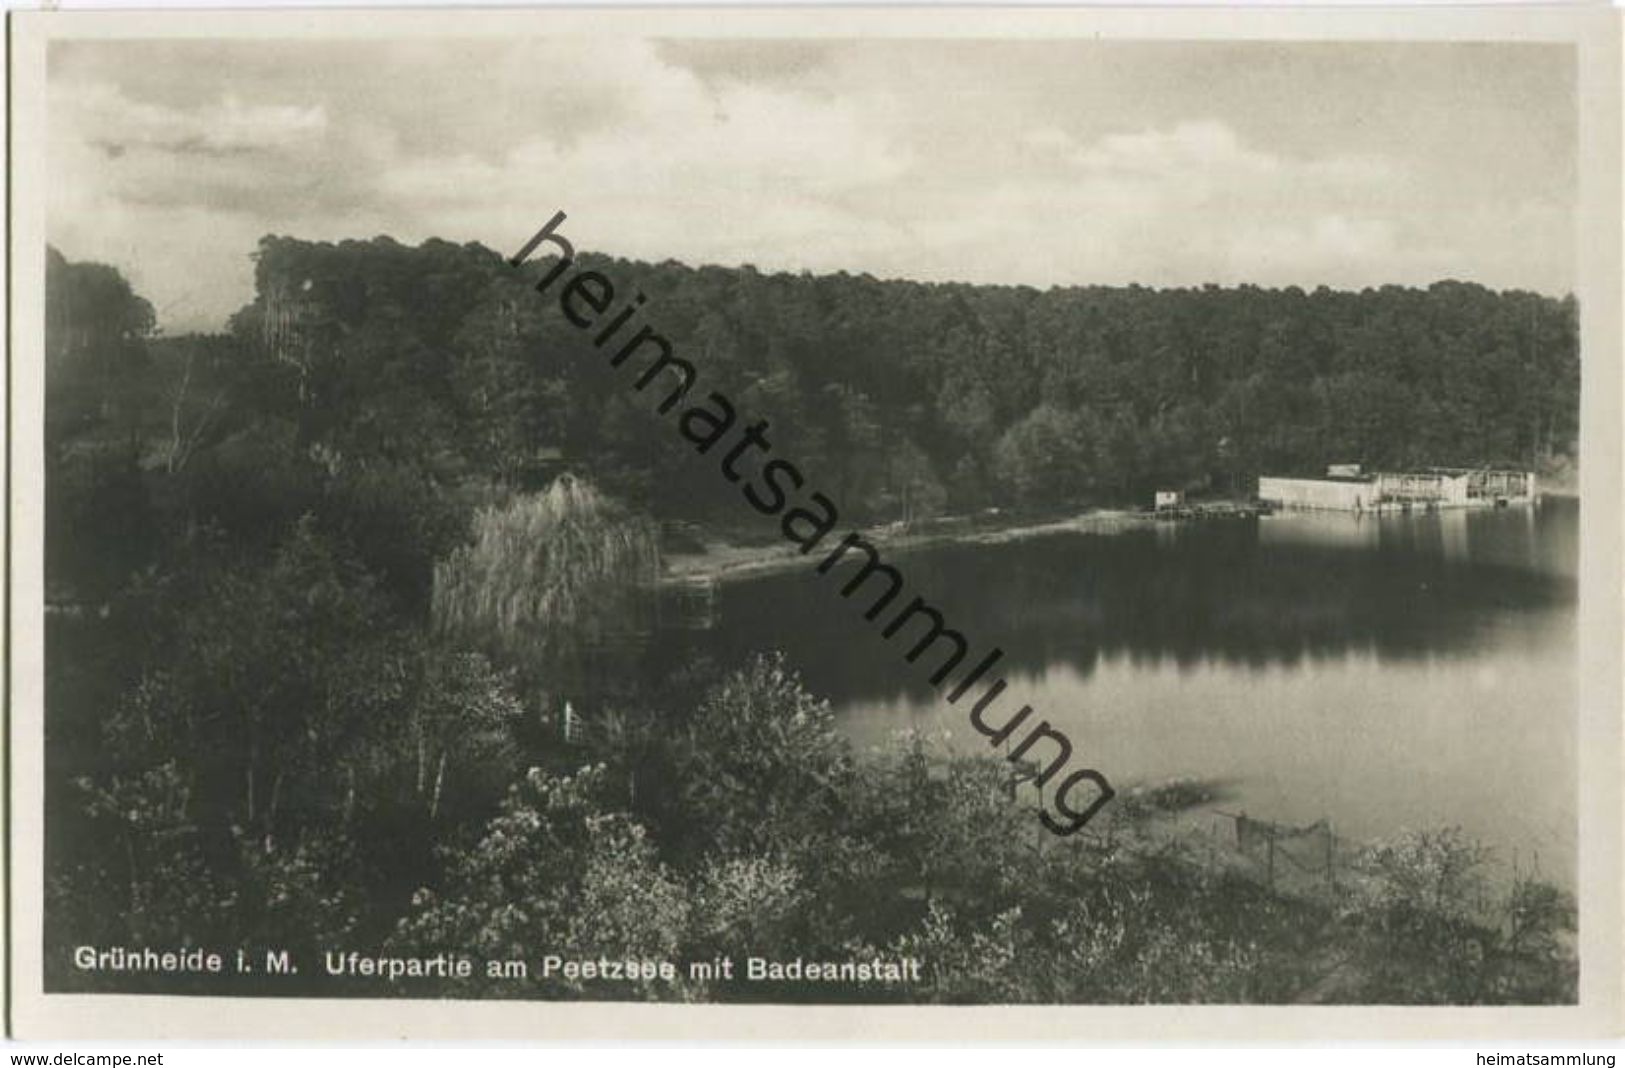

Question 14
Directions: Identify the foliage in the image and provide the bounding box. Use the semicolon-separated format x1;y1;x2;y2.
1334;828;1578;1003
432;475;658;644
391;765;691;999
217;237;1578;521
41;247;1580;1007
992;404;1100;505
46;245;156;446
671;653;854;857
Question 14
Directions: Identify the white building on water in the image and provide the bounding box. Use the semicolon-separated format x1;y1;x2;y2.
1258;464;1536;512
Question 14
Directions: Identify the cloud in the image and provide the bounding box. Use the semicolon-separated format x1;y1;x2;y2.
59;83;327;165
885;120;1415;290
1072;120;1279;178
49;78;371;328
45;38;1576;333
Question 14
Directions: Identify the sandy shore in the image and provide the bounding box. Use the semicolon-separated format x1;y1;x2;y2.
657;507;1158;587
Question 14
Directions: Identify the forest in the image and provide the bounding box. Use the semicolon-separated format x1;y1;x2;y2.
42;237;1579;1003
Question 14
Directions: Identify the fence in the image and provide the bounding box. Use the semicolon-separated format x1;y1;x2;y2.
1210;809;1344;895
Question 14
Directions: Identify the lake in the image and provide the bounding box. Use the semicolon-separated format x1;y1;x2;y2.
648;499;1578;885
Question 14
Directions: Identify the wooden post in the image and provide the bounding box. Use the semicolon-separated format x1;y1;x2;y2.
429;751;447;822
1266;832;1276;889
1035;778;1044;855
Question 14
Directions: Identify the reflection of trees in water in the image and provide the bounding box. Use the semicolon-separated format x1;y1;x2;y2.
992;527;1570;667
646;506;1576;708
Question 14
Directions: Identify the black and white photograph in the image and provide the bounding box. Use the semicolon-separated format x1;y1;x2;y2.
7;5;1622;1042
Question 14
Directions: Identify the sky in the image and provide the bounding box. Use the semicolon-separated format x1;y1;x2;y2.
48;37;1577;334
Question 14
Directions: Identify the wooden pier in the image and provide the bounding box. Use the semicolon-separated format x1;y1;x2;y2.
1150;501;1272;522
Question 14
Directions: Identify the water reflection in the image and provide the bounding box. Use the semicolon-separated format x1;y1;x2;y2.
647;500;1575;710
638;499;1578;885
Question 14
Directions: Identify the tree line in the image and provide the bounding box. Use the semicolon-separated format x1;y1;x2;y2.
41;241;1578;1005
219;235;1578;528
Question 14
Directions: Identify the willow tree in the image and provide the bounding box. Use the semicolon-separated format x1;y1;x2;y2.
431;474;659;716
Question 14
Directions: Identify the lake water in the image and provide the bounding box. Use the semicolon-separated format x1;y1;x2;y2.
649;500;1578;885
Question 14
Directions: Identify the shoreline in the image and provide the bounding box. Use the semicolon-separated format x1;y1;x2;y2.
656;491;1575;589
656;506;1161;588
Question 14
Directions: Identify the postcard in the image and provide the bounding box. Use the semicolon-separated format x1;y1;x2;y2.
7;4;1621;1041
